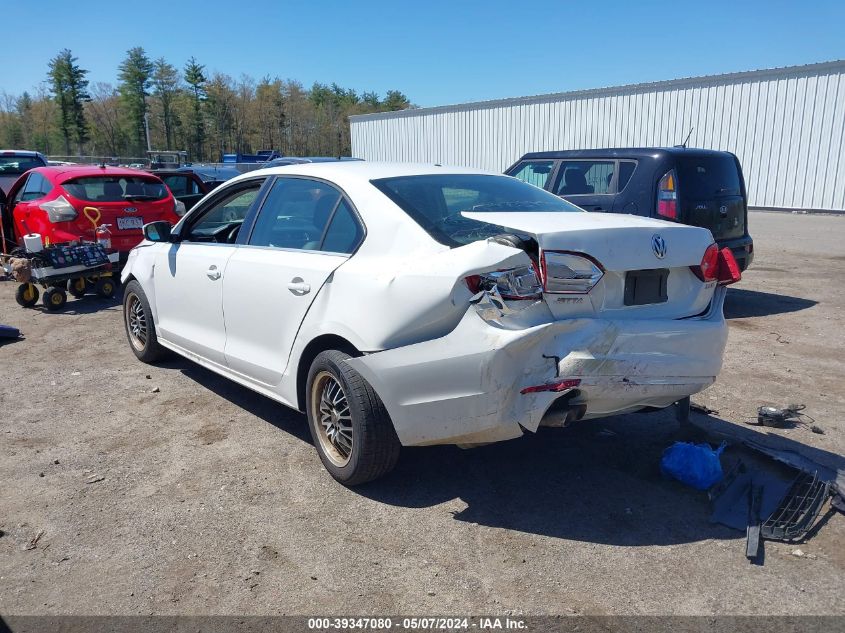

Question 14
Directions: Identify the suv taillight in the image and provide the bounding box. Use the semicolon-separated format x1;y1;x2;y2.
657;170;678;220
690;243;742;286
541;251;604;294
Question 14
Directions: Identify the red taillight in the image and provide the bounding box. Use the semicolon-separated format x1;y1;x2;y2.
690;243;741;285
690;243;719;282
716;247;741;285
657;170;678;220
520;378;581;395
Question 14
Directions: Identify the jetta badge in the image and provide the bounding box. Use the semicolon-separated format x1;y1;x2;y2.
651;234;667;259
123;207;138;213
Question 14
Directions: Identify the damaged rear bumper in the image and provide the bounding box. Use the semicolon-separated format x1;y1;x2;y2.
346;289;728;447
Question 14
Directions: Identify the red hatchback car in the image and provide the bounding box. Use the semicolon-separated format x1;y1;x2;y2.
1;165;182;257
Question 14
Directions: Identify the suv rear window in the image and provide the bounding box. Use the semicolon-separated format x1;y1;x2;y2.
0;154;45;175
676;155;741;198
62;177;168;202
372;174;580;247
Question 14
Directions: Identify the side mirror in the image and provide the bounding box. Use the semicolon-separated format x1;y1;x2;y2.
143;221;175;243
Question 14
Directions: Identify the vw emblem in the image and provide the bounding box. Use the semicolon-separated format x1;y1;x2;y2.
651;234;667;259
719;205;728;217
123;207;138;213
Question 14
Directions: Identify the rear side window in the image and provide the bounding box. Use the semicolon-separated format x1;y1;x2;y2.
617;161;637;192
555;161;615;195
20;173;53;201
163;175;199;196
0;154;45;175
63;177;168;202
509;160;555;188
321;199;363;254
676;155;741;198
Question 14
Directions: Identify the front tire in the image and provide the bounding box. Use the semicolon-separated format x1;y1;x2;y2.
306;350;400;486
123;280;167;363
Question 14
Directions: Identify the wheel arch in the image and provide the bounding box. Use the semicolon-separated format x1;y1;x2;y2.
296;334;361;412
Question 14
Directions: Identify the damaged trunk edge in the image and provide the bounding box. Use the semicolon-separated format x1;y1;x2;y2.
344;234;726;448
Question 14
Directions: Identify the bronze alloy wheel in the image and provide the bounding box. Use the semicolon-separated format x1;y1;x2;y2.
310;370;354;467
124;292;148;352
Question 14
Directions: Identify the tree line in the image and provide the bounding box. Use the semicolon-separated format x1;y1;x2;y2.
0;47;411;161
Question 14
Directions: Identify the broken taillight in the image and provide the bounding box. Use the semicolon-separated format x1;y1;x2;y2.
540;251;604;294
465;264;542;300
657;170;678;220
690;243;719;282
690;243;741;285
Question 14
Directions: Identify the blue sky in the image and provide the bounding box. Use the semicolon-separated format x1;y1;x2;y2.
1;0;843;107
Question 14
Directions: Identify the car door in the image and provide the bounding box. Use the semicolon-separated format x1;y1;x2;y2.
551;160;617;212
161;174;205;211
153;178;267;365
222;176;364;386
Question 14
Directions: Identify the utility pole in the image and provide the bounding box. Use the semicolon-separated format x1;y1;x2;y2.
144;112;152;152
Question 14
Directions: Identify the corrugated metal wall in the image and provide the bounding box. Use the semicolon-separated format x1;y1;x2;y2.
351;61;845;211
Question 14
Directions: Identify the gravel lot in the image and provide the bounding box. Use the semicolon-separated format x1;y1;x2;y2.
0;211;843;616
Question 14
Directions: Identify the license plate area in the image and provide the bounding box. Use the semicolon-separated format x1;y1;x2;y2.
624;268;669;306
117;216;144;230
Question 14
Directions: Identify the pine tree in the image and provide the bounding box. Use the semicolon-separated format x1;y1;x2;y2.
118;47;154;155
184;57;207;161
47;49;90;155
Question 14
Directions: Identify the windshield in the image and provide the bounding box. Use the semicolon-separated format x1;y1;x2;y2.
372;174;582;246
0;155;45;175
62;176;168;202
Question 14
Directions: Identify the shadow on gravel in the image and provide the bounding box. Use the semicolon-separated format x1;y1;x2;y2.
725;288;816;319
28;296;121;315
172;358;311;444
358;411;844;547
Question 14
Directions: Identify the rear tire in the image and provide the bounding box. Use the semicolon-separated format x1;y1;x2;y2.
306;350;400;486
123;280;167;363
43;287;67;311
95;276;117;298
68;277;87;298
15;283;39;307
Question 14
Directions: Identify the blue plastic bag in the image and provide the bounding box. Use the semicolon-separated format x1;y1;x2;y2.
660;441;727;490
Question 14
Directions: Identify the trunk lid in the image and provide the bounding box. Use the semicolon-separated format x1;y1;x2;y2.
462;210;715;270
675;154;746;241
462;210;716;319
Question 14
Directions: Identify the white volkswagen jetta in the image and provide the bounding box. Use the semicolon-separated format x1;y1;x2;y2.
121;162;740;485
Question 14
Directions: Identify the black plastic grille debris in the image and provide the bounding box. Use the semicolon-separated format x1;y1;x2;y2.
761;471;830;542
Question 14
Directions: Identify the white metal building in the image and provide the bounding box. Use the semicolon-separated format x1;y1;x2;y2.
350;60;845;212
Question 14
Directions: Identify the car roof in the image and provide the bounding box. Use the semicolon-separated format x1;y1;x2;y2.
244;161;491;183
519;147;735;160
32;165;163;182
0;149;45;157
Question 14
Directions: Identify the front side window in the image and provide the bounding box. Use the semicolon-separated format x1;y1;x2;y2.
62;176;168;202
186;182;264;242
372;173;581;247
509;160;555;188
248;178;343;250
555;161;615;195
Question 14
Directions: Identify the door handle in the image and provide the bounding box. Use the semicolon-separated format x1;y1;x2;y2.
287;278;311;295
206;265;221;280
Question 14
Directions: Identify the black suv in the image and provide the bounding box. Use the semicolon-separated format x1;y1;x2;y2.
506;148;754;271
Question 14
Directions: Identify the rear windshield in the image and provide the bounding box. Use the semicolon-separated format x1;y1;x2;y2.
62;176;168;202
0;155;45;175
677;155;742;198
372;174;581;246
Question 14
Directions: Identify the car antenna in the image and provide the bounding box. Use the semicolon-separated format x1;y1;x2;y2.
677;127;694;148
